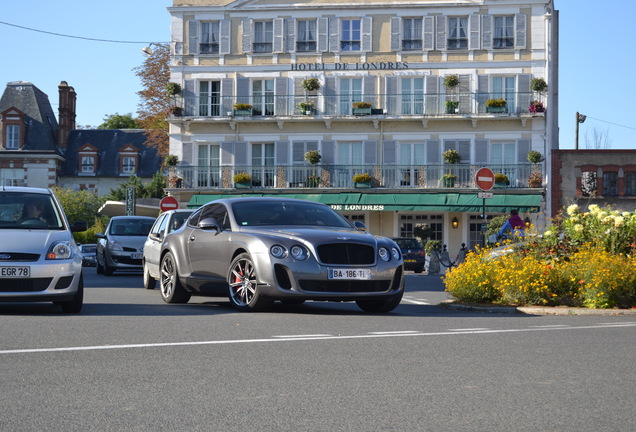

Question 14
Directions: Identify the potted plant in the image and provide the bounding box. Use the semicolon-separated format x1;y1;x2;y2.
352;172;373;188
443;74;460;89
301;77;320;92
169;106;183;116
531;77;548;93
164;154;179;167
445;100;460;114
528;171;543;188
494;173;510;187
527;150;544;164
298;101;314;115
166;82;182;97
486;98;507;113
304;150;321;187
442;149;461;164
440;173;457;187
529;100;545;114
233;103;253;116
233;172;252;188
352;101;372;116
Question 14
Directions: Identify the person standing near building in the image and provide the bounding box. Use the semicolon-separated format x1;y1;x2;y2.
497;209;525;240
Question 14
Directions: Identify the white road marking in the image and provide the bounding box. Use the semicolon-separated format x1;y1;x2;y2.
368;331;420;335
273;334;332;338
1;322;635;356
529;325;570;328
448;328;491;332
401;296;430;305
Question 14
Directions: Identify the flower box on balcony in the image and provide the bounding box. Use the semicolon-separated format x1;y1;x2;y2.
233;103;253;116
486;98;507;114
352;102;372;116
352;172;373;188
445;100;460;114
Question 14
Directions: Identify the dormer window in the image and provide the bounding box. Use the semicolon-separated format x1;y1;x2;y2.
122;156;136;174
81;156;95;173
1;107;25;150
5;125;19;149
78;143;99;175
118;144;140;176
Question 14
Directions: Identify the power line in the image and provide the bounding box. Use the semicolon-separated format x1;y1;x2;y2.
585;115;636;132
0;20;166;44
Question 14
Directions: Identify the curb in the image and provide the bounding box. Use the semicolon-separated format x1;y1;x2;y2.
440;301;636;316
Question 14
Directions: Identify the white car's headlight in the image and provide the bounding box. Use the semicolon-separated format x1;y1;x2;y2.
270;244;288;259
46;241;73;260
379;247;390;262
290;245;309;261
107;240;123;252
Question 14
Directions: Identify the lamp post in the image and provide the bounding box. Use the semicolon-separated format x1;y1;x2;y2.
575;112;587;149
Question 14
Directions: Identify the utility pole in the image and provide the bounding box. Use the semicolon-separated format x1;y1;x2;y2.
575;112;586;149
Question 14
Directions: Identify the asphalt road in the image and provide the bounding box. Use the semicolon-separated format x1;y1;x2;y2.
1;269;634;431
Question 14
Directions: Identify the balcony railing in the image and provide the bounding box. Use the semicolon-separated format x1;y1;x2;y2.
168;92;546;119
167;164;542;190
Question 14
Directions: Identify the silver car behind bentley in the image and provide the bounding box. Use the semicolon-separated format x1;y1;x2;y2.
158;197;404;312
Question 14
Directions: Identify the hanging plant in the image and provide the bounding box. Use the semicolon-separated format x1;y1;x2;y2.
527;150;545;164
166;82;182;96
442;149;461;164
443;74;460;89
302;78;320;92
531;78;548;93
164;154;179;167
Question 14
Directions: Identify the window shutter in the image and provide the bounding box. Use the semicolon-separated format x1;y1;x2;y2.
188;20;199;55
427;140;440;163
183;80;195;116
515;13;526;49
329;18;340;52
363;76;376;106
236;76;250;104
477;74;489;111
321;140;335;164
364;140;377;164
425;75;439;115
286;18;296;53
275;77;288;115
242;19;252;53
474;139;488;164
436;16;447;51
275;140;289;164
383;140;396;165
458;140;471;163
423;16;435;50
517;139;530;163
481;15;492;50
362;17;372;52
273;18;284;53
221;141;234;165
390;17;401;51
459;74;471;113
469;14;480;50
221;78;234;114
318;18;329;52
234;142;248;166
220;20;231;54
292;141;305;163
517;74;531;115
385;76;398;115
324;77;337;115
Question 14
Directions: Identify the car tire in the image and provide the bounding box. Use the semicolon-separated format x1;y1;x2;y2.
414;264;424;274
59;274;84;314
143;261;156;290
160;251;190;304
355;291;403;313
103;260;113;276
96;256;104;274
227;253;272;312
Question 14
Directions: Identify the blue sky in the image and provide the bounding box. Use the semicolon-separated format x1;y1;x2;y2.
1;1;634;149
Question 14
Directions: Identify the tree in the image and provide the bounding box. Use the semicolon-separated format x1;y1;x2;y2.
52;187;106;227
98;113;141;129
134;43;170;156
104;173;166;201
584;127;612;149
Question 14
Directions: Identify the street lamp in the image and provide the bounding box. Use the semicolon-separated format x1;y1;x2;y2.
575;111;587;149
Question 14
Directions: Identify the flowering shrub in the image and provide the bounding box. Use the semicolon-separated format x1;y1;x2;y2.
529;100;545;113
444;204;636;308
442;149;461;164
528;171;542;187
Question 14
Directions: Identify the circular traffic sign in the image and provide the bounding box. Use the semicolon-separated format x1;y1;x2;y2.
475;167;495;191
160;196;179;212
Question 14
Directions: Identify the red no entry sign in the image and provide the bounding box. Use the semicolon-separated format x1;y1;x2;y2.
160;196;179;212
475;167;495;191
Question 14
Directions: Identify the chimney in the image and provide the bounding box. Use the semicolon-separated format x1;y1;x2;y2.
57;81;76;149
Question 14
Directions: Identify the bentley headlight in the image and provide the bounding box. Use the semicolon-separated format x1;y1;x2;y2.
46;241;72;260
270;244;288;259
378;247;390;262
290;245;309;261
391;247;401;260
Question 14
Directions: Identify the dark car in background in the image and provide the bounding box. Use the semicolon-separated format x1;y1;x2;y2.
143;209;193;289
391;238;426;273
96;216;156;275
79;244;97;267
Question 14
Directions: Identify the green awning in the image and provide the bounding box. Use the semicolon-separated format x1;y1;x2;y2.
187;192;541;213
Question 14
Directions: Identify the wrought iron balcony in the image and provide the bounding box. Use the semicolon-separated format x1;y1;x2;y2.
167;92;546;119
166;164;543;190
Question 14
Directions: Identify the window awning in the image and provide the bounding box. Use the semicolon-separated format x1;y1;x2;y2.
187;192;542;213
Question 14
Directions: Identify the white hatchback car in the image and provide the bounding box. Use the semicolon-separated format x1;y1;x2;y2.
0;187;87;313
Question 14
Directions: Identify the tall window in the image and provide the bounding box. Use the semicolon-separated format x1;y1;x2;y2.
491;141;516;184
447;17;468;49
402;18;422;50
297;20;317;52
253;21;273;53
603;172;618;196
494;16;514;48
252;79;275;116
399;143;426;187
491;76;516;112
401;78;424;115
339;78;363;115
252;143;275;187
122;157;136;174
199;81;221;116
81;156;95;173
625;173;636;196
200;21;220;54
197;144;220;187
336;142;363;187
340;19;361;51
5;125;19;149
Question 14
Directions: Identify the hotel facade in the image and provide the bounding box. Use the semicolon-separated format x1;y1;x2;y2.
165;0;558;253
